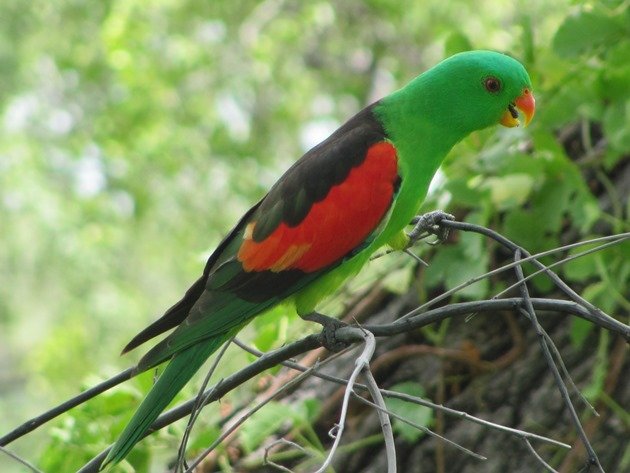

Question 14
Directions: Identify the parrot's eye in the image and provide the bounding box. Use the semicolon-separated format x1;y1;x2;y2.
484;77;501;93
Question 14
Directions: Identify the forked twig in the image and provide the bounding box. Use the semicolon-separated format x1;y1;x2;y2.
264;439;309;472
183;365;318;473
312;326;381;473
4;217;626;473
513;249;603;472
363;364;397;472
352;394;487;461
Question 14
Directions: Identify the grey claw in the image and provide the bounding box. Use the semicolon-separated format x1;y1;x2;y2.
407;210;455;246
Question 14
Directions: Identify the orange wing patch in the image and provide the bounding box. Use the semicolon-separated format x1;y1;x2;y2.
238;141;398;273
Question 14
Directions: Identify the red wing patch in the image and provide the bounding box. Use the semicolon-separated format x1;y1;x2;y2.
237;141;399;273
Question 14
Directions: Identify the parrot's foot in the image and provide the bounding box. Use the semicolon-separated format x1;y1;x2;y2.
407;210;455;246
301;312;349;352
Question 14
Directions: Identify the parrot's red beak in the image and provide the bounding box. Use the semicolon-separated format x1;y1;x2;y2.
500;88;535;128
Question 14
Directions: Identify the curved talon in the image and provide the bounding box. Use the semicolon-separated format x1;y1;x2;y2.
300;312;350;352
407;210;455;247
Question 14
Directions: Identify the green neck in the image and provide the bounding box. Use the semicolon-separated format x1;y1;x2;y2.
374;72;470;173
369;74;472;246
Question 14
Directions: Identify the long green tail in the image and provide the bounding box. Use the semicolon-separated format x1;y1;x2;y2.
102;333;230;469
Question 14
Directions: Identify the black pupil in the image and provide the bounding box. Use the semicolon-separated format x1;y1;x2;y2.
487;79;499;91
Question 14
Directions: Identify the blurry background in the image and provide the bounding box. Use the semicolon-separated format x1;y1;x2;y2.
0;0;628;471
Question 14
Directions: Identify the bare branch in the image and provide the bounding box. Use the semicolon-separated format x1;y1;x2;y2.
0;368;134;447
313;327;376;473
439;221;624;321
379;390;571;450
399;232;629;326
363;368;397;472
237;339;572;450
513;249;603;472
524;439;560;473
264;439;309;473
353;393;487;461
183;364;318;473
493;236;628;302
0;446;44;473
176;336;234;471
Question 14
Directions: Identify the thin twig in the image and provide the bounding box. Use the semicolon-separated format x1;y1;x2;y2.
379;389;571;450
264;439;309;472
184;365;318;473
513;249;603;473
440;221;620;320
398;232;628;324
537;321;598;416
493;237;628;301
524;439;559;473
0;445;44;473
176;336;235;471
0;368;134;446
237;339;571;450
353;394;487;461
313;327;375;473
363;368;397;472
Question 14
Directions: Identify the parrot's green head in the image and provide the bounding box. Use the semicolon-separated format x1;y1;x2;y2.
380;50;535;143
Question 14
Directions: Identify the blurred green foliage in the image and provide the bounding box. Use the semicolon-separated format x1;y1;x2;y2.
0;0;628;471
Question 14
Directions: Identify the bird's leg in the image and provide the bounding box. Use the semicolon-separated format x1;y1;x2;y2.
300;312;350;352
407;210;455;247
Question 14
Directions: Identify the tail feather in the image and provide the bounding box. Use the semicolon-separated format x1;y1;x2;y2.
102;334;229;469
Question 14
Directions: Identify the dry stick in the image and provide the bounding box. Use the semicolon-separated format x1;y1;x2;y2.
0;368;134;447
80;298;628;470
238;340;571;451
484;237;628;417
539;325;598;416
61;301;630;473
3;234;625;450
352;394;487;461
0;445;44;473
513;249;604;473
313;327;378;473
439;220;618;320
492;237;629;303
15;298;598;473
398;232;629;324
364;299;629;340
378;389;570;450
363;363;397;472
176;336;234;472
183;365;318;473
77;335;322;473
264;439;309;472
525;439;559;473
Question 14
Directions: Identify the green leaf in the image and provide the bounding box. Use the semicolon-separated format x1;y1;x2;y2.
481;174;535;210
385;382;433;443
252;306;290;351
582;330;609;401
425;245;489;299
600;40;630;102
239;401;292;453
382;264;414;294
569;318;594;349
553;11;625;57
603;100;630;156
563;241;601;283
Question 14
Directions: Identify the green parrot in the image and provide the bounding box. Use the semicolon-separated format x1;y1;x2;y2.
103;50;535;467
